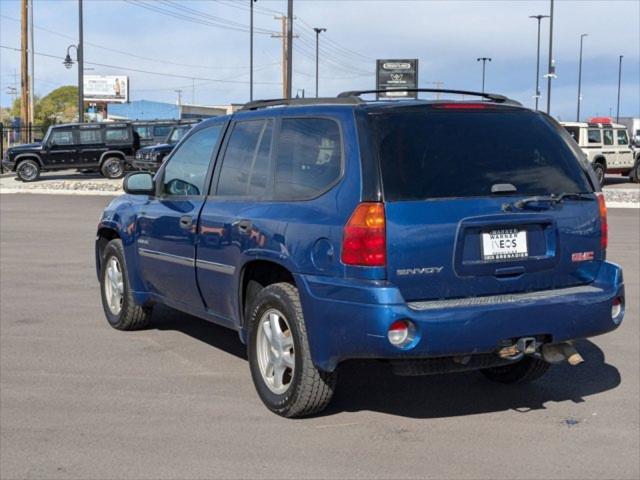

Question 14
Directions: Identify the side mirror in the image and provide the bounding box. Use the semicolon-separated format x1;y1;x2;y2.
123;172;155;195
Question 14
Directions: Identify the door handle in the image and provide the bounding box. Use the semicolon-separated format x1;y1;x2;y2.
179;215;193;229
236;219;252;233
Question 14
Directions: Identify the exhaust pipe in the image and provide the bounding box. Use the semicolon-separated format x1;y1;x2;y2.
542;342;584;365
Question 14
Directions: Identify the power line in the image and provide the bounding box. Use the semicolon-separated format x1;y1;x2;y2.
0;45;281;85
0;14;279;72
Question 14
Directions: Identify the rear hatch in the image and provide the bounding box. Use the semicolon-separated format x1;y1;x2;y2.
368;103;602;302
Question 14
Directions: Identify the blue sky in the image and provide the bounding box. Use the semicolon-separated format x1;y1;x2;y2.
1;0;639;120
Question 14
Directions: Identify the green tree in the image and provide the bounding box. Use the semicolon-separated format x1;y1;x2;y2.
8;86;78;128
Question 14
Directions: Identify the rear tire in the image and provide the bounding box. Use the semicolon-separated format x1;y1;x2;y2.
16;159;40;182
101;157;125;179
481;356;550;384
247;282;336;418
630;162;640;184
592;162;605;186
100;239;151;330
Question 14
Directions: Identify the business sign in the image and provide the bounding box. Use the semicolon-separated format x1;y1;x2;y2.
376;59;419;98
84;75;129;103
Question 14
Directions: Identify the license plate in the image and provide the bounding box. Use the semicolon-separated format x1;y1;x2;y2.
482;229;528;261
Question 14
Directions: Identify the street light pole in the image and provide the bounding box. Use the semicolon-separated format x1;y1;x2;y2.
546;0;554;114
529;15;548;111
249;0;256;101
476;57;491;93
285;0;293;99
616;55;623;123
313;27;326;98
78;0;84;123
576;33;588;121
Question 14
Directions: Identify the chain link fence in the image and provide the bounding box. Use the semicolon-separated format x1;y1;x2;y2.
1;123;48;173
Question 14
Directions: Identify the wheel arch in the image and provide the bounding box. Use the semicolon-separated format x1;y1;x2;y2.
238;259;297;331
14;153;43;167
99;150;126;164
593;155;607;169
95;227;121;278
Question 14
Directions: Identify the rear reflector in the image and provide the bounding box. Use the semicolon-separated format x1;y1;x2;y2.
387;320;416;348
341;202;386;267
597;192;608;250
611;296;623;320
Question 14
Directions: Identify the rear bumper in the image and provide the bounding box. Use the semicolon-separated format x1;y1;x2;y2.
296;261;624;371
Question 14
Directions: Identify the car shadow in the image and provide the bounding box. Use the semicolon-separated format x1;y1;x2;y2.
149;307;621;419
603;175;634;187
8;171;105;182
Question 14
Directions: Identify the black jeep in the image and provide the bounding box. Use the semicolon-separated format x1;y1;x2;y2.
131;122;197;172
2;122;138;182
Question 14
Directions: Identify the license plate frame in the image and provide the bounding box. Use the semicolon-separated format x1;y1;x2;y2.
481;228;528;261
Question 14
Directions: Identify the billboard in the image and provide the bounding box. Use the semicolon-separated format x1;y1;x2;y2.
375;59;419;98
84;75;129;103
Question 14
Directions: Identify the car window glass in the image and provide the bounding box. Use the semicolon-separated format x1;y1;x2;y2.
616;129;629;145
273;118;342;200
105;128;130;142
154;125;172;138
603;129;614;145
163;125;222;196
216;120;272;197
134;126;153;139
588;129;601;144
78;129;102;144
169;126;189;143
374;110;592;200
563;126;580;142
50;130;74;146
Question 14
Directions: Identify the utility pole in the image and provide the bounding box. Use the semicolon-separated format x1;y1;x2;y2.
616;55;623;123
175;89;182;107
192;78;195;104
286;0;293;99
546;0;554;114
249;0;255;101
476;57;491;93
576;33;588;121
529;15;548;110
20;0;29;142
77;0;84;123
272;14;297;99
313;27;326;98
28;0;35;135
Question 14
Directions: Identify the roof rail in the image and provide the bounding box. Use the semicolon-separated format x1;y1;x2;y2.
337;88;521;105
239;97;363;111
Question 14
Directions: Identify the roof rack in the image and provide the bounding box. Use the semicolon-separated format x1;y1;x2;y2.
239;97;363;111
337;88;521;105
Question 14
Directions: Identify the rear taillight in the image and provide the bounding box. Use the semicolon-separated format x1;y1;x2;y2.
597;192;607;250
341;202;386;267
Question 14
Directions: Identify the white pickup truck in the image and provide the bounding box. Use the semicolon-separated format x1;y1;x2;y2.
561;117;639;185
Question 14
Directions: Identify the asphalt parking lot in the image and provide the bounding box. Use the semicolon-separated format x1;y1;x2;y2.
1;194;638;480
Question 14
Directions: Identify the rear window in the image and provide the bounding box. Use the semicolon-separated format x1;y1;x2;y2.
372;108;592;201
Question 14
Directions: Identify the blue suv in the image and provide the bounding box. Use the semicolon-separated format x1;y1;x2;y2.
96;89;625;417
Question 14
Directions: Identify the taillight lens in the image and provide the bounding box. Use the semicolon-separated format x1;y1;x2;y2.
597;192;607;250
341;202;386;267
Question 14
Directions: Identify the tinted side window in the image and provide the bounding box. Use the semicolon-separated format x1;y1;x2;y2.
78;129;102;144
216;120;272;197
50;129;74;146
154;125;172;138
134;126;152;139
163;125;222;196
588;129;601;144
273;118;342;200
616;129;629;145
603;129;614;145
105;128;130;142
563;126;580;142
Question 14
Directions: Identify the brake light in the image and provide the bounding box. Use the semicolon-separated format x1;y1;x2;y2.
597;192;607;250
433;103;491;110
341;202;386;267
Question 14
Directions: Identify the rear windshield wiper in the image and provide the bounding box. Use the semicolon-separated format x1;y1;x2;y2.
508;192;594;210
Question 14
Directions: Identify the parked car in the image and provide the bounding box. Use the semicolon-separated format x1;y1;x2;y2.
131;122;198;172
96;90;625;417
2;122;138;181
132;120;179;147
561;118;638;184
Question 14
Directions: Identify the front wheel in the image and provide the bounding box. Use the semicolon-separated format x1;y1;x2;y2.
247;282;336;418
100;239;151;330
481;356;550;384
16;159;41;182
101;157;125;179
